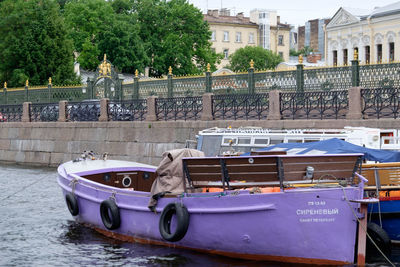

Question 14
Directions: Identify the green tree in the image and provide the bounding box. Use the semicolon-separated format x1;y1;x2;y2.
136;0;220;76
0;0;77;87
65;0;148;72
228;46;282;72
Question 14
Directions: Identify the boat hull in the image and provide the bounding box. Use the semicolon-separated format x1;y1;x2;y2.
368;197;400;241
57;161;363;265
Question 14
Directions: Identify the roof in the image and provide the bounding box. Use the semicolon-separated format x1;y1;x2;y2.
204;14;258;27
368;1;400;18
342;7;370;18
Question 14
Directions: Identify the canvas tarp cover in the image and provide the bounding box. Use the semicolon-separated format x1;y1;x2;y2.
148;148;205;209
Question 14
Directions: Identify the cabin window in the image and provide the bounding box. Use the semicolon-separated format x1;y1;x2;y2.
270;139;283;145
254;138;269;145
238;138;251;144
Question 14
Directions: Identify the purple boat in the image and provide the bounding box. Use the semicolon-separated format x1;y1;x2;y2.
57;149;368;265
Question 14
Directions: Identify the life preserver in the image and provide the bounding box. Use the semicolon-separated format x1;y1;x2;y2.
366;222;391;259
159;202;190;242
65;192;79;216
100;199;121;230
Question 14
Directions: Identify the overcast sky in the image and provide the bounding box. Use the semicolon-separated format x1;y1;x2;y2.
189;0;398;26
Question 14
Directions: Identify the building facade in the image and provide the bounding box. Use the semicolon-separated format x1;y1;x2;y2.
326;2;400;66
249;9;291;62
204;9;291;68
204;9;259;68
298;18;330;59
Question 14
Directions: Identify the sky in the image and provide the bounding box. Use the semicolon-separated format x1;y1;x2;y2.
188;0;398;26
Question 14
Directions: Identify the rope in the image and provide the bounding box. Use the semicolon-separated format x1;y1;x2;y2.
341;186;395;266
0;174;48;204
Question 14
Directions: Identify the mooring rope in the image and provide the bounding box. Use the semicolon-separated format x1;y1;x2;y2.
341;186;395;267
0;174;49;204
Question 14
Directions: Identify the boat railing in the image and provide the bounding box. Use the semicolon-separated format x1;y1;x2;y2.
362;163;400;189
183;154;363;191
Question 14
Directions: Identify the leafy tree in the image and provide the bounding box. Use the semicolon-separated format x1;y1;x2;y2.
136;0;220;76
228;46;282;72
64;0;148;72
0;0;77;87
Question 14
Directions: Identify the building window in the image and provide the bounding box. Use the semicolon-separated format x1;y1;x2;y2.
343;49;348;65
278;35;284;46
377;44;382;63
279;52;283;59
249;33;255;44
223;31;229;42
235;32;242;42
365;45;370;64
389;42;395;62
223;49;229;59
333;50;337;66
211;31;216;41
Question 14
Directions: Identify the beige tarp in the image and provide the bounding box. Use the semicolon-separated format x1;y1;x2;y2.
148;148;205;209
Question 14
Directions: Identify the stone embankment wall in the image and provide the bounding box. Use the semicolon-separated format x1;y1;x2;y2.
1;119;400;167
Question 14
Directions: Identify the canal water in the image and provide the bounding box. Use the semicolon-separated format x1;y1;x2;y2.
0;164;399;267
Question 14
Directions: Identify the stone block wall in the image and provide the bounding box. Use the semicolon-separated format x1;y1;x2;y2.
2;118;400;167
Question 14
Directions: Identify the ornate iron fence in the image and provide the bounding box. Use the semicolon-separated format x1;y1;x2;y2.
212;93;269;120
303;66;352;91
0;104;23;122
280;90;348;120
109;99;147;121
67;100;100;121
361;88;400;119
31;103;59;122
173;76;206;97
139;79;168;98
360;63;400;89
156;96;202;121
255;70;297;92
211;73;248;94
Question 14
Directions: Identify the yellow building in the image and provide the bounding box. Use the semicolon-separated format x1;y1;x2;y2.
204;9;291;69
326;2;400;66
204;9;258;68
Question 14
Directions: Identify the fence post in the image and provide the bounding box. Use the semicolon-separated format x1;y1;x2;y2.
248;59;255;94
346;87;362;120
3;82;7;104
146;96;158;121
205;63;212;93
351;50;360;87
268;90;281;120
201;93;214;121
25;80;29;102
296;56;304;93
133;69;140;99
48;77;52;102
22;102;31;122
99;98;109;122
87;77;94;99
58;100;68;122
118;74;124;101
167;66;173;98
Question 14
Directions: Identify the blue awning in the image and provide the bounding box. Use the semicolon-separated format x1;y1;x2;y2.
248;138;400;163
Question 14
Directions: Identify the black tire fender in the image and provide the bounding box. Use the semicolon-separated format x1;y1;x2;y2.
366;222;391;258
65;192;79;216
159;202;190;242
100;199;121;230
